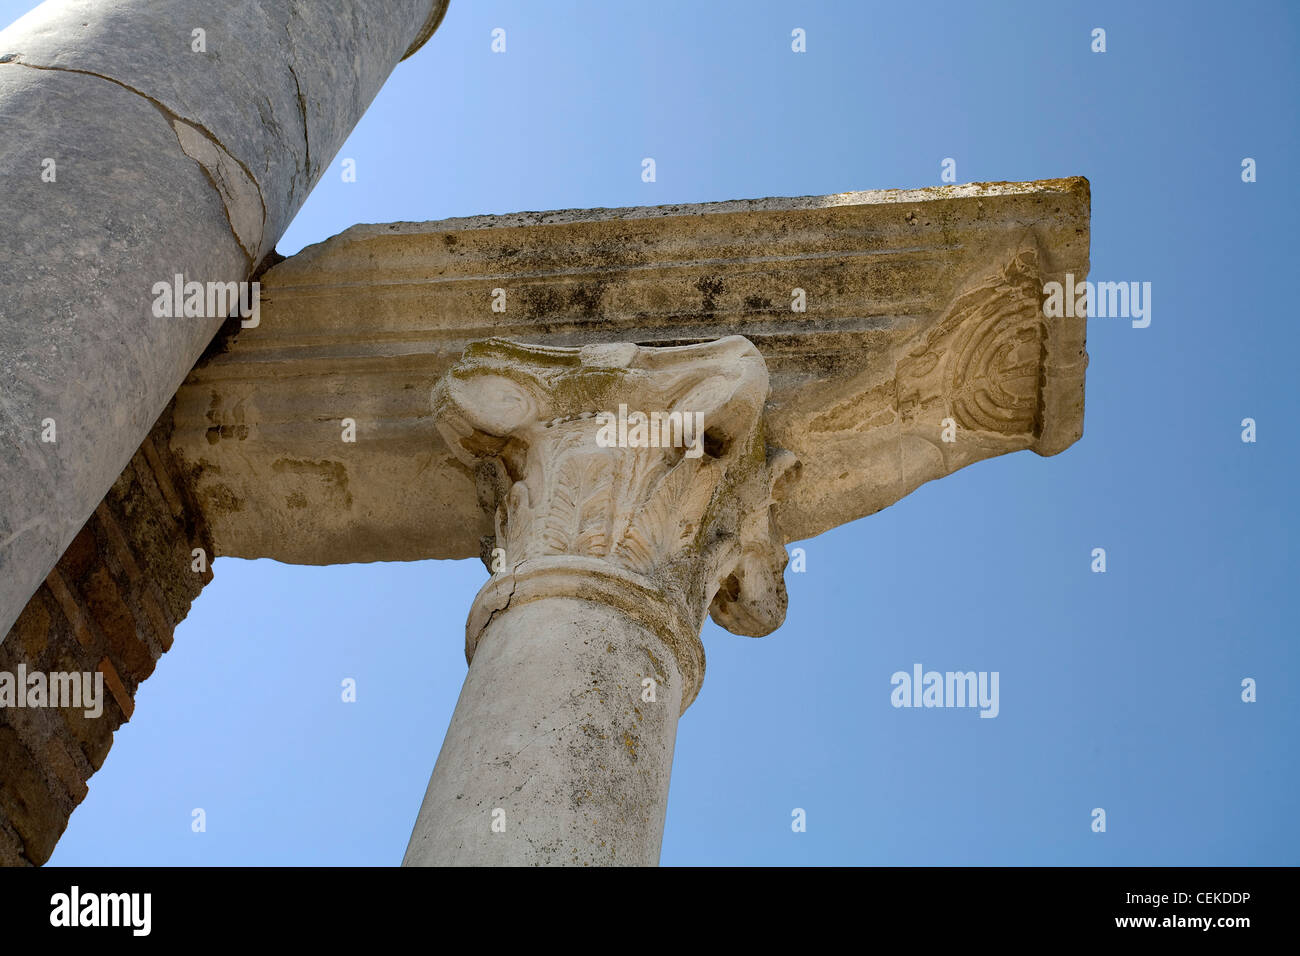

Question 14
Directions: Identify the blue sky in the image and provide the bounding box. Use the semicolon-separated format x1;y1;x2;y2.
9;0;1296;865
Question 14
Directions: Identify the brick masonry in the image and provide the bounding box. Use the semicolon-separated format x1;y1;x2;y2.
0;403;213;865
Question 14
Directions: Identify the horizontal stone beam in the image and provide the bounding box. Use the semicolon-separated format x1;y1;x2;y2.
172;178;1090;565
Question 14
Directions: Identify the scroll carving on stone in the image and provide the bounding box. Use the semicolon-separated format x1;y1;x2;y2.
897;245;1047;443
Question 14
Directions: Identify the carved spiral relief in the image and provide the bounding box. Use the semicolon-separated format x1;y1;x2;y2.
898;248;1046;439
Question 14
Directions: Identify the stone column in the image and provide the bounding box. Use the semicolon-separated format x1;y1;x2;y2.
403;337;797;866
0;0;449;638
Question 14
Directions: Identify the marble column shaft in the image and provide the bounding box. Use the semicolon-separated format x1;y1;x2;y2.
0;0;449;637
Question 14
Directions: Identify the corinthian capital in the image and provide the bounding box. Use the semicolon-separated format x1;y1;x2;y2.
431;336;797;709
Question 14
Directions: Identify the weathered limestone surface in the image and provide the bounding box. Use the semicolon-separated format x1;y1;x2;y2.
0;0;450;638
405;597;685;866
405;337;789;865
0;402;213;866
173;179;1089;567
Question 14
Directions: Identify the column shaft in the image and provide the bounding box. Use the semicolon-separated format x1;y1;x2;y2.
0;0;447;637
404;595;682;866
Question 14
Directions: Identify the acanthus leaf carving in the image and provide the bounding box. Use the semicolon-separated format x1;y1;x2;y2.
431;335;797;652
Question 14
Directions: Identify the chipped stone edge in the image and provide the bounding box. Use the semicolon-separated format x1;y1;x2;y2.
401;0;452;60
323;176;1090;239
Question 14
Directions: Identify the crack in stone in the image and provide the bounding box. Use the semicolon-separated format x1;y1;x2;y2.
170;119;264;265
0;58;268;268
477;559;524;645
282;21;312;202
496;713;585;765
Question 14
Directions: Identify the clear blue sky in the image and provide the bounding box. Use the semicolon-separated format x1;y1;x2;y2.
8;0;1296;865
